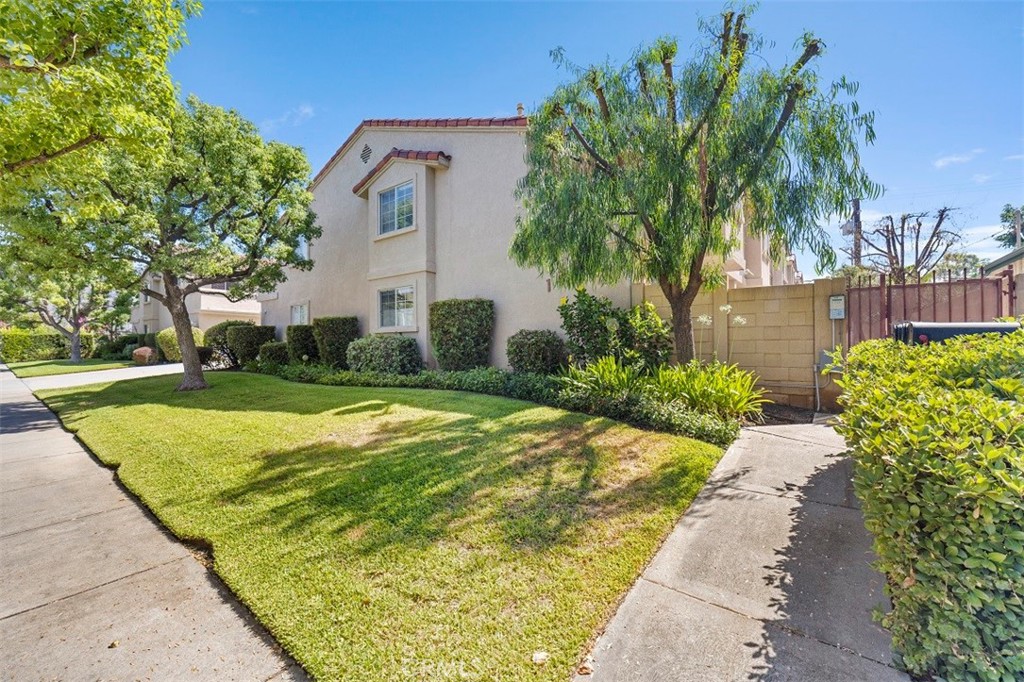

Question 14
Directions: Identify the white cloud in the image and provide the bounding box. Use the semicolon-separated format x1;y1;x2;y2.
261;104;315;134
971;173;994;184
933;148;984;169
1005;154;1024;161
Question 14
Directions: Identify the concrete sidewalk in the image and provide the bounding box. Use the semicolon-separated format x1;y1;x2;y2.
579;422;910;682
20;361;185;392
0;365;305;681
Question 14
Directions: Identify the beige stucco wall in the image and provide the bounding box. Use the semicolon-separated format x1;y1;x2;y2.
635;277;848;410
130;288;260;334
263;126;631;368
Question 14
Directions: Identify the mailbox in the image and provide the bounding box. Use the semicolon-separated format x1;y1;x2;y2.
892;321;1021;346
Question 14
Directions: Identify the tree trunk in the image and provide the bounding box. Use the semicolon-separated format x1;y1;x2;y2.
69;329;82;363
665;287;700;363
166;287;208;391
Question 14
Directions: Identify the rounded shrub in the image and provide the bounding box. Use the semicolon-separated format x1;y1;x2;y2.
506;329;567;375
286;325;319;364
196;346;215;366
313;316;360;369
204;319;255;367
837;331;1024;682
143;332;157;349
156;326;204;362
428;298;494;371
227;325;277;365
260;340;289;366
346;335;422;375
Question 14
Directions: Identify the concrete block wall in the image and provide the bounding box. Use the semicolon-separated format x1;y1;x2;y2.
633;278;848;411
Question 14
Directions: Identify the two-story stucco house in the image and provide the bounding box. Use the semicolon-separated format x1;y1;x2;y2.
130;275;261;335
262;115;801;368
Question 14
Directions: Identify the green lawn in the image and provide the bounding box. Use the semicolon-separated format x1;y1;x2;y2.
7;358;136;378
39;372;722;682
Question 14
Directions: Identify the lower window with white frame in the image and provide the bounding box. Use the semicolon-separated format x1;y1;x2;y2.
290;302;309;325
379;286;414;328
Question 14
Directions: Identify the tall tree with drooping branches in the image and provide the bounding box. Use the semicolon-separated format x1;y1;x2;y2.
511;7;881;361
3;97;320;390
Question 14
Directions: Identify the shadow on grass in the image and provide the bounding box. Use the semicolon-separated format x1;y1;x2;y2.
41;370;718;556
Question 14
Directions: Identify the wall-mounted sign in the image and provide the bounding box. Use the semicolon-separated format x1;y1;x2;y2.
829;294;846;320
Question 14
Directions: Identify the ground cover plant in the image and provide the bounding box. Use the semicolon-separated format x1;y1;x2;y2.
7;359;134;378
39;372;722;682
837;330;1024;682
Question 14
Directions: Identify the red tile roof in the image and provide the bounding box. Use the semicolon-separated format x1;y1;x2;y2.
312;116;527;189
352;148;452;196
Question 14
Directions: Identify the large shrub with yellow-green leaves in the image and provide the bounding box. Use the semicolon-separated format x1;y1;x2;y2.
836;331;1024;682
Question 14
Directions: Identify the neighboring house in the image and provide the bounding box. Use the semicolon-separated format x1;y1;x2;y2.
983;245;1024;277
130;276;261;334
262;115;802;368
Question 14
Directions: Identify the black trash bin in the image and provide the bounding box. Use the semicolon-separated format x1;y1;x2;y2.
892;321;1021;346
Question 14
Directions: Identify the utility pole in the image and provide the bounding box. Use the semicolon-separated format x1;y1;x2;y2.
852;198;863;266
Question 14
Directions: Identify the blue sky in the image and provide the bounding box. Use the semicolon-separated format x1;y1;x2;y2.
170;1;1024;277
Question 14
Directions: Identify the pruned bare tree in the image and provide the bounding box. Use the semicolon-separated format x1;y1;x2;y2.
857;208;959;283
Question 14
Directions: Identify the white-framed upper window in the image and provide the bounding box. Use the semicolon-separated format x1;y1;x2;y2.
206;281;229;291
379;286;414;328
378;181;414;235
290;302;309;325
295;234;309;259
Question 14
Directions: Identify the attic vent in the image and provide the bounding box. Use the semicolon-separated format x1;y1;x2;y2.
360;144;372;163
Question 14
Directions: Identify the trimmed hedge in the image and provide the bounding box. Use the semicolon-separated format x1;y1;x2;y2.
313;316;359;369
143;332;157;349
156;326;204;362
227;325;277;365
260;341;289;365
346;335;422;375
0;328;95;362
837;331;1024;682
429;298;494;371
205;319;254;367
256;362;738;447
197;346;215;366
507;329;567;374
286;325;319;364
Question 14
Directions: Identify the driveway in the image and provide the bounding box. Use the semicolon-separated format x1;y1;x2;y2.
0;365;305;681
579;421;910;681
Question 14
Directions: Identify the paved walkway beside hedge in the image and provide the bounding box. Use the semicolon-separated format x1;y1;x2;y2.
0;364;305;681
578;421;910;681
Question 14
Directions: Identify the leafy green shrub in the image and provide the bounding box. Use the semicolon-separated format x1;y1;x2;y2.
558;290;671;370
558;355;648;403
346;335;422;375
0;329;95;362
156;326;204;362
647;361;767;421
313;316;359;369
259;341;289;366
226;325;277;365
143;332;157;349
429;298;495;370
286;325;319;364
837;331;1024;682
204;319;254;367
507;329;567;374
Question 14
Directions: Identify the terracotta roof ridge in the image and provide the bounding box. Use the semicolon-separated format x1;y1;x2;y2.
312;116;526;189
352;147;451;196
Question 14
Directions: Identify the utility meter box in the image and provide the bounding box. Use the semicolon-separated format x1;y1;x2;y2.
828;295;846;320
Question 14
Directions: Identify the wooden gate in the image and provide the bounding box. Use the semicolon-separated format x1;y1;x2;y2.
847;268;1017;346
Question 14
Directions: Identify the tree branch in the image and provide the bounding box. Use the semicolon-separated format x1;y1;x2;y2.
2;133;104;175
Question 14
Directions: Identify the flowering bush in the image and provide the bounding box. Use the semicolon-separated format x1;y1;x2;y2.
558;290;671;371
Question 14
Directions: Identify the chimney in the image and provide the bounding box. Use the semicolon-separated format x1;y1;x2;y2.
516;102;524;117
